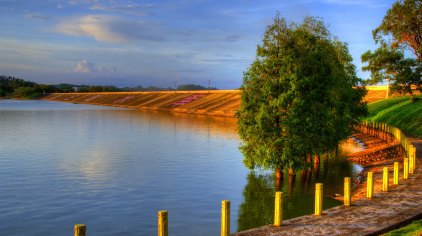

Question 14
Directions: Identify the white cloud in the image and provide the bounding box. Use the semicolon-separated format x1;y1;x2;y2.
53;14;165;43
54;15;127;43
74;59;117;73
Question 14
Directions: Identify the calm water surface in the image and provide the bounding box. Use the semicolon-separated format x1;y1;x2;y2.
0;100;362;235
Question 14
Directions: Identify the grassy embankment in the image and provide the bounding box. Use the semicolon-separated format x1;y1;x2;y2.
372;96;422;236
366;94;422;139
382;219;422;236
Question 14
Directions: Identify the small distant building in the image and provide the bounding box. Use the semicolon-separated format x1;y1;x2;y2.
72;86;86;92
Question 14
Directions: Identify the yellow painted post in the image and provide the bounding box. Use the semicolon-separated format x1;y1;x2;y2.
371;121;374;135
367;172;374;198
221;200;230;236
274;192;283;226
381;123;384;140
158;210;168;236
315;183;323;216
74;224;86;236
394;162;399;185
383;167;389;192
413;146;417;170
409;146;414;174
344;177;351;206
404;158;409;180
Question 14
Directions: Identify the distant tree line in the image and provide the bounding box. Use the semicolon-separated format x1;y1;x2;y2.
0;75;217;99
176;84;217;91
0;75;60;98
66;83;216;92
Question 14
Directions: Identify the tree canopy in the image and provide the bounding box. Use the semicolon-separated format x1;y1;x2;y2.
362;0;421;98
237;15;367;173
0;75;59;98
373;0;422;60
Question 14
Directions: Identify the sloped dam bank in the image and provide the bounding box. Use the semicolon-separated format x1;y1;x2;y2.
41;87;389;117
42;90;241;117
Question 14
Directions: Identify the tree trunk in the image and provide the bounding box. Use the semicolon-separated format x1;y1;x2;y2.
314;161;320;178
288;168;295;176
306;154;311;164
275;177;282;192
288;173;295;193
275;168;283;179
314;154;320;164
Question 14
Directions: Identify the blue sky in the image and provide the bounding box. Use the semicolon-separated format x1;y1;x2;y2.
0;0;395;89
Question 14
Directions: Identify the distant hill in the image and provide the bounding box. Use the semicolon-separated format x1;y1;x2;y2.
177;84;217;90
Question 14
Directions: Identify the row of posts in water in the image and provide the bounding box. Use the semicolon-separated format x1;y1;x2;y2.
72;122;416;236
72;155;416;236
360;120;415;158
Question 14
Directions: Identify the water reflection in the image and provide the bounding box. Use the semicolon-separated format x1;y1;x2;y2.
0;100;363;235
136;110;238;139
237;142;362;231
237;172;274;231
0;100;245;236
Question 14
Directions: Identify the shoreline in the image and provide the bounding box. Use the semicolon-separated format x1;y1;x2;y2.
236;134;421;236
336;133;401;202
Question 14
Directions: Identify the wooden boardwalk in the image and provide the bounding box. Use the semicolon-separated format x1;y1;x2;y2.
235;138;422;236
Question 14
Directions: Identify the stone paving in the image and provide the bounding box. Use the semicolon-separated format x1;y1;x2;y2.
234;137;422;236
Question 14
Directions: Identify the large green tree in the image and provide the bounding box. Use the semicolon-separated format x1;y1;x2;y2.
362;0;422;98
237;15;367;176
373;0;422;60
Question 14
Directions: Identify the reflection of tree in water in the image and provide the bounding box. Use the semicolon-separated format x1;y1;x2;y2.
237;152;357;232
237;172;275;231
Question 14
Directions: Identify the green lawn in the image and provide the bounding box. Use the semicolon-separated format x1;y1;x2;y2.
382;219;422;236
366;95;422;139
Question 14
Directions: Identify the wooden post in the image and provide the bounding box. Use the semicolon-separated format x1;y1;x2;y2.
394;162;399;185
221;200;230;236
274;192;283;226
344;177;351;206
383;167;389;192
158;210;168;236
404;158;409;180
367;172;374;198
74;224;86;236
315;183;323;216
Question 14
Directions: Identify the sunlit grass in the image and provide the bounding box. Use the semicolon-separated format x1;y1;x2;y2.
382;219;422;236
366;94;422;139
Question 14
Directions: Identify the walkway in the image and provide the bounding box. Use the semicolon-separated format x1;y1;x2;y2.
235;138;422;236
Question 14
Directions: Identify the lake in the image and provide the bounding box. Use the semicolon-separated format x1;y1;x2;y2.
0;100;362;235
